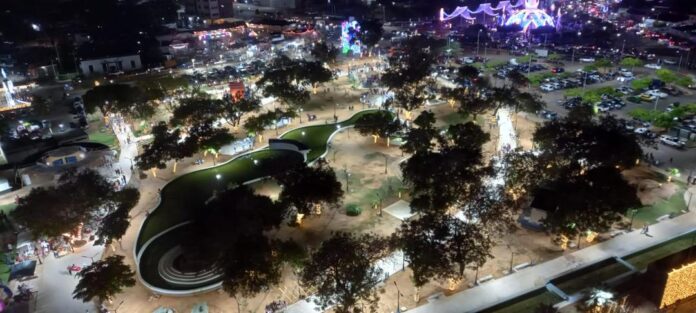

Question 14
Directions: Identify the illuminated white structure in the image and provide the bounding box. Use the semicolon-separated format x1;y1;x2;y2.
1;69;16;108
440;0;557;32
504;0;556;31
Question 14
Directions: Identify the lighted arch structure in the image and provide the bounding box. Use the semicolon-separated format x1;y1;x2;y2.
440;0;557;31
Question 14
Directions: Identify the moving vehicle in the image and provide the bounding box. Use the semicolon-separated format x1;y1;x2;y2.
644;63;662;70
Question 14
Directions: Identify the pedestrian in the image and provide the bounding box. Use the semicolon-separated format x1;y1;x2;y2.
68;265;73;275
644;225;650;236
669;157;673;163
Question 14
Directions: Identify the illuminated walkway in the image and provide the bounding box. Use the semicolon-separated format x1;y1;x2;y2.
407;210;696;313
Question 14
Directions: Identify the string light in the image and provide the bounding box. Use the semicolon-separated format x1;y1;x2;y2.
660;260;696;308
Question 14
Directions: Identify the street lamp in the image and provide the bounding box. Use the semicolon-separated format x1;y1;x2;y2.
476;29;482;56
629;209;638;230
393;281;404;313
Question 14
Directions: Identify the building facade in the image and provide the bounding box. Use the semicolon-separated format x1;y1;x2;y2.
79;54;142;76
185;0;222;19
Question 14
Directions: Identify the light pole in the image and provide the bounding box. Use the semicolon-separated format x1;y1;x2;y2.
506;245;515;273
476;29;482;56
629;209;638;230
393;281;403;313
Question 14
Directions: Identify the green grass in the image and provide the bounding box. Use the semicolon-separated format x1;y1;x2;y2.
0;253;9;284
136;149;304;250
527;72;554;86
552;259;631;295
136;110;381;250
480;288;562;313
0;204;16;214
624;230;696;270
628;189;687;226
88;131;118;148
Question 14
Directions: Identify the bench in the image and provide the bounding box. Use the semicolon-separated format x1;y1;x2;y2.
477;275;494;285
656;214;671;222
513;262;532;272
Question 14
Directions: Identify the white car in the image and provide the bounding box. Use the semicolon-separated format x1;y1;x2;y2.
540;84;555;92
617;76;634;82
579;57;596;63
634;127;648;134
659;135;685;148
647;89;668;98
644;63;662;70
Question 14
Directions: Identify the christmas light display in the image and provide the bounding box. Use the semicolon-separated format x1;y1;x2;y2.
439;0;525;22
1;69;16;108
661;260;696;308
504;0;556;31
440;0;557;32
340;18;361;55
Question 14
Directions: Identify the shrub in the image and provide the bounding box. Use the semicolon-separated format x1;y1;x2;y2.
345;204;362;216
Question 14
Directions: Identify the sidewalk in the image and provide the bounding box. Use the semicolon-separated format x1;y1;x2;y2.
407;210;696;313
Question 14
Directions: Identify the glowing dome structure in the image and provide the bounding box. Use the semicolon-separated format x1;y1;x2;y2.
504;0;555;31
440;0;558;32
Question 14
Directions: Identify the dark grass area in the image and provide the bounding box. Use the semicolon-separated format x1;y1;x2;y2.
551;258;631;295
136;110;379;251
136;149;304;250
480;288;562;313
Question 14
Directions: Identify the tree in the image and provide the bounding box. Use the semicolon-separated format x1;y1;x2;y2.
620;57;643;71
95;188;140;246
82;84;156;119
274;159;344;216
400;121;490;214
135;122;187;171
593;58;613;73
311;41;339;65
458;65;480;83
631;77;652;90
301;232;390;313
353;111;401;145
73;255;135;302
180;186;284;296
399;214;491;287
12;169;116;238
222;95;260;127
505;114;643;237
244;111;277;138
358;19;384;55
400;111;439;154
31;95;52;115
506;69;530;88
457;92;493;121
170;96;224;127
299;61;333;94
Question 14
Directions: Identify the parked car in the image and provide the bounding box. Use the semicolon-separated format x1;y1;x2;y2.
659;135;685;149
647;89;668;99
644;63;662;69
634;127;648;134
551;67;565;73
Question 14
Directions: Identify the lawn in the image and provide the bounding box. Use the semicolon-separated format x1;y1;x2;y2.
480;288;562;313
88;131;118;148
628;188;687;226
0;203;16;215
0;253;9;284
136;149;304;250
136;110;381;250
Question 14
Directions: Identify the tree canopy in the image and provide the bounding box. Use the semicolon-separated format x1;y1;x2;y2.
311;41;339;65
82;84;156;119
181;186;284;296
73;255;135;302
273;159;344;216
353;111;401;144
12;169;138;239
301;232;390;313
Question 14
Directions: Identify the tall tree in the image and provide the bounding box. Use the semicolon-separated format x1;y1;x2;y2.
73;255;135;302
82;84;156;119
399;215;492;287
353;111;401;145
358;19;384;55
274;159;344;216
12;169;116;238
301;232;390;313
311;41;339;65
400;121;490;214
95;188;140;246
135;122;187;171
180;186;285;296
222;95;260;127
505;113;643;236
505;69;530;89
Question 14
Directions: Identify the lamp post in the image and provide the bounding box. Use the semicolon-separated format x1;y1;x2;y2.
629;209;638;230
393;281;403;313
476;29;482;56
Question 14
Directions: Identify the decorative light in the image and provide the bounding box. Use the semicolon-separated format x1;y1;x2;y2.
504;0;556;31
340;18;361;55
661;260;696;308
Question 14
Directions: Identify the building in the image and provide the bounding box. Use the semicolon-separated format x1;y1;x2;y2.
185;0;223;19
78;54;143;76
233;0;297;17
